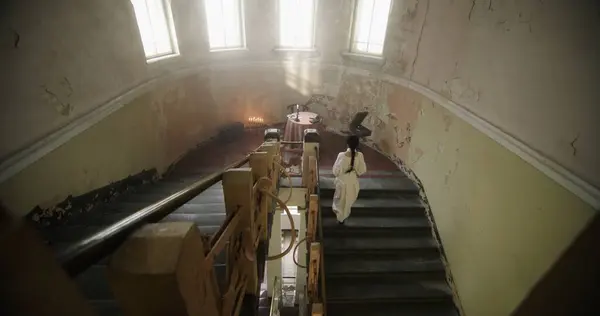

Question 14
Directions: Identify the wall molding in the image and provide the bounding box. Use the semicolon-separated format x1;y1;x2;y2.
375;73;600;210
1;61;598;210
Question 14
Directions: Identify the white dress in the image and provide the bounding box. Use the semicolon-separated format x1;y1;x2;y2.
331;149;367;222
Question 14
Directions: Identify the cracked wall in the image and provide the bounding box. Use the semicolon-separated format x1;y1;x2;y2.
408;0;600;187
2;0;598;186
1;1;599;314
323;72;596;316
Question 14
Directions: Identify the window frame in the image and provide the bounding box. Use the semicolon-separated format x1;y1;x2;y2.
131;0;180;62
348;0;392;57
276;0;318;51
204;0;247;52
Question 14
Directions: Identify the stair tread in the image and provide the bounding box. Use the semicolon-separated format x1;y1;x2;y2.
319;177;418;192
325;256;445;275
320;197;424;209
322;216;430;229
326;302;458;316
103;202;226;215
318;169;407;177
162;213;225;225
120;192;224;204
324;236;437;250
327;279;452;301
136;181;223;194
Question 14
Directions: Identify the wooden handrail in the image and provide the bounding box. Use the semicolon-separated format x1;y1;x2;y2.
280;140;304;145
58;149;257;277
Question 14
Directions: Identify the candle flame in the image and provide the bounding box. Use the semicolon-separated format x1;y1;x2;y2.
247;116;264;123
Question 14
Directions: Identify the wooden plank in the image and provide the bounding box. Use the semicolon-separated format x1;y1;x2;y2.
312;303;323;316
308;242;321;301
249;152;269;242
307;195;319;246
108;222;220;316
302;151;311;188
222;168;258;296
309;156;317;195
258;143;278;233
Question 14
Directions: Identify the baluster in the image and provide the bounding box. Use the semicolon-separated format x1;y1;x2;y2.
222;168;257;296
250;151;270;246
307;195;319;246
307;242;321;302
312;303;323;316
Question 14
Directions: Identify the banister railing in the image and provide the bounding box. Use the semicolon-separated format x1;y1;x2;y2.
58;148;256;277
99;139;287;315
303;144;326;316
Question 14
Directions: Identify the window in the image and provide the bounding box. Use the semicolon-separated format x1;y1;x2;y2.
350;0;392;55
278;0;316;49
204;0;246;50
131;0;179;61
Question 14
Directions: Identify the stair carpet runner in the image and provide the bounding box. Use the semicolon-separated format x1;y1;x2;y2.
319;170;458;316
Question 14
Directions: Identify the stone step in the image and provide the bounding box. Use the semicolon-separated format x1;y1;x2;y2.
321;216;432;237
320;197;425;217
322;215;430;229
318;169;408;177
326;301;458;316
319;177;419;198
134;183;224;197
118;190;224;204
98;202;226;215
326;276;453;303
323;235;439;255
325;253;445;277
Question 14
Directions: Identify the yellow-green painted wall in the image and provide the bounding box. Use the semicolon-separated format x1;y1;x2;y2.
0;74;225;216
324;81;597;315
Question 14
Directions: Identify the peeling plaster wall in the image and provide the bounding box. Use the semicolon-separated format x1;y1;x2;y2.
1;1;599;312
0;74;226;215
0;0;147;158
407;0;600;188
2;0;598;184
323;73;596;316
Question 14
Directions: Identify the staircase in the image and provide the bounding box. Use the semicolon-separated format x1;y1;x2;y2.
37;175;227;315
38;170;272;316
319;170;458;316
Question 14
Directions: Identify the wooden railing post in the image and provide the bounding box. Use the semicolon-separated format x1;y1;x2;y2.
307;195;319;246
303;129;319;194
307;242;321;301
256;143;278;241
222;168;257;315
107;222;220;316
312;303;323;316
249;151;271;245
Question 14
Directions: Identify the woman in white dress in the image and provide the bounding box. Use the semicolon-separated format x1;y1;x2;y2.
332;135;367;224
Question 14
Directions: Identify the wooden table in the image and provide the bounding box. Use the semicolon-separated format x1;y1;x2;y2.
282;112;319;166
